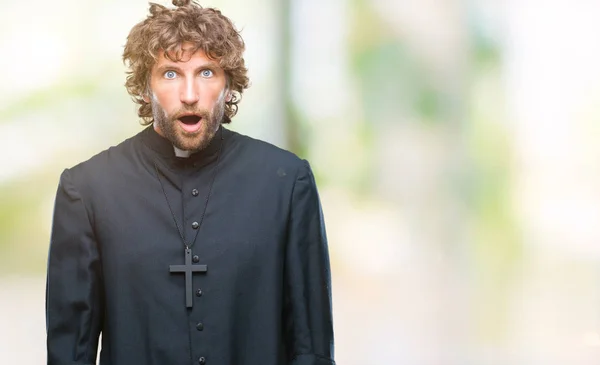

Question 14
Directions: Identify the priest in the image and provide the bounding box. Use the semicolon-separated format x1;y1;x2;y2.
45;1;335;364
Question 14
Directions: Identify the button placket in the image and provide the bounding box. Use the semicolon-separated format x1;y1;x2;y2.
187;181;207;363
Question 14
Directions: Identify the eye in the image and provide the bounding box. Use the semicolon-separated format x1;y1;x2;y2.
164;70;177;79
201;69;213;78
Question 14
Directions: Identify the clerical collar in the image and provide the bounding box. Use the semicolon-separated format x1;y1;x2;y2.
140;123;228;168
174;146;192;158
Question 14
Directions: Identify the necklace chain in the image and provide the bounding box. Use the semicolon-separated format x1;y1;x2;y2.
153;128;224;250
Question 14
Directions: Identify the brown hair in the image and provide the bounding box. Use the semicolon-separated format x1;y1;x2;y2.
123;0;249;125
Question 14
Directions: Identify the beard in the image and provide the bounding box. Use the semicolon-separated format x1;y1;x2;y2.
150;90;226;153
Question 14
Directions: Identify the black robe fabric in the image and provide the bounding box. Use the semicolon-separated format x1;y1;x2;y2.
46;125;335;365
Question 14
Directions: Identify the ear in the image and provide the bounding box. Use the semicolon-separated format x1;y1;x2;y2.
142;93;150;103
225;92;233;102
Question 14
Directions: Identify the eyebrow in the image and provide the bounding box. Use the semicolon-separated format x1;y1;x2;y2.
155;63;219;74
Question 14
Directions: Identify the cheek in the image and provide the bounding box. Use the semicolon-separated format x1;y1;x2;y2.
201;89;225;105
152;89;179;111
201;79;227;102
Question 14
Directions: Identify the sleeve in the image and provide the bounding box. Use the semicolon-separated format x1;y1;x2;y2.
284;160;336;365
46;169;104;365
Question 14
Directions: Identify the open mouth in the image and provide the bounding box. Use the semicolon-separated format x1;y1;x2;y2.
177;114;203;133
178;115;201;125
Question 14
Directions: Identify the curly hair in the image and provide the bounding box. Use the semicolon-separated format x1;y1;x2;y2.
123;0;249;125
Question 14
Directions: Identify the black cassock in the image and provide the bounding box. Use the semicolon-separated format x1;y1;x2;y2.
46;125;335;365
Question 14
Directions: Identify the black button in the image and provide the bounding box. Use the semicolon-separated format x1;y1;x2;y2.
196;322;204;331
196;289;203;297
192;255;200;263
198;357;206;365
192;221;199;229
192;189;199;197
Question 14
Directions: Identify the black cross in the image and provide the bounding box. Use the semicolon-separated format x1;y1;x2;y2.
170;248;207;308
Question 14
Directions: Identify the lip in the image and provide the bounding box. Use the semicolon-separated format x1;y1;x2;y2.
177;115;203;133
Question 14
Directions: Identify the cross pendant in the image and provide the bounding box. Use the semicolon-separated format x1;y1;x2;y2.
169;248;208;308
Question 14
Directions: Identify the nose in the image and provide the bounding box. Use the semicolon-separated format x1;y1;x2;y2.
180;78;199;106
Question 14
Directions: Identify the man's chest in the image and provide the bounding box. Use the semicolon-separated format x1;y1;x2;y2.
91;171;290;283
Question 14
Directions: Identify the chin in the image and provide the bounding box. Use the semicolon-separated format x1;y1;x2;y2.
176;135;208;152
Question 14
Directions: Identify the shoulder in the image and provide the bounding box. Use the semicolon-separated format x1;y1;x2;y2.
61;132;140;188
227;129;308;174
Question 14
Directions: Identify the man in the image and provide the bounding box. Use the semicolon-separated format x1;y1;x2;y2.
45;1;335;364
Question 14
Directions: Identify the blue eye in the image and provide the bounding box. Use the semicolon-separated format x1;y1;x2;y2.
164;70;176;79
201;69;213;77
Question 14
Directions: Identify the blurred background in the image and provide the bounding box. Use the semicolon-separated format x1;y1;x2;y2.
2;0;600;364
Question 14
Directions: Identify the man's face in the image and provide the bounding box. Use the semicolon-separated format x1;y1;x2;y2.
148;44;229;152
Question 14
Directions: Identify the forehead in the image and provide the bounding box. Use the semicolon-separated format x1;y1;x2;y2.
155;48;213;66
152;42;221;70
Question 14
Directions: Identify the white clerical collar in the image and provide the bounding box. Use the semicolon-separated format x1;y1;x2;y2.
173;146;192;158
